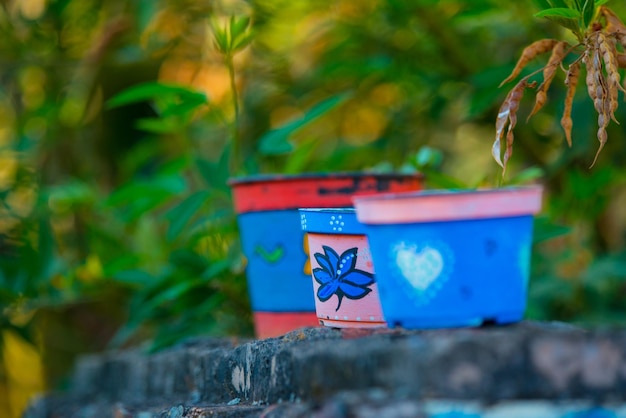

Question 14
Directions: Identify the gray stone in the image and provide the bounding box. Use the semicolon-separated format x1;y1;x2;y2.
24;322;626;418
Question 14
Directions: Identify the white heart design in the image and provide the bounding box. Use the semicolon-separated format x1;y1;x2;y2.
393;243;444;292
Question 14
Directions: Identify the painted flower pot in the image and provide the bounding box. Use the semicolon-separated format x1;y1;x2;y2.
299;208;385;329
229;173;423;338
352;186;543;329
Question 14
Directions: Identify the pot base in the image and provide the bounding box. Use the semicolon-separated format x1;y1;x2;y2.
253;312;320;339
387;311;523;329
319;318;387;329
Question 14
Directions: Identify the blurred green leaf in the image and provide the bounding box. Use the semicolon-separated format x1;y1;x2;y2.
582;0;595;27
533;216;572;243
164;190;211;242
259;93;350;155
230;16;250;41
112;270;155;286
283;137;320;174
106;82;207;109
201;259;231;280
212;20;230;53
534;7;583;36
136;118;181;134
232;33;254;52
505;167;545;185
45;180;96;210
106;175;187;207
415;146;444;169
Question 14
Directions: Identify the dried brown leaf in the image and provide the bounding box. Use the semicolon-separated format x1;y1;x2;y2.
493;77;536;171
528;41;569;119
601;6;626;38
499;39;559;87
561;61;580;147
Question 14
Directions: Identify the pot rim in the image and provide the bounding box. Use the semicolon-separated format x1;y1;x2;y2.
227;171;424;186
353;185;542;202
353;185;544;224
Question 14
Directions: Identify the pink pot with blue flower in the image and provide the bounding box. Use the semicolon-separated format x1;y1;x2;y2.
299;208;385;329
352;186;543;329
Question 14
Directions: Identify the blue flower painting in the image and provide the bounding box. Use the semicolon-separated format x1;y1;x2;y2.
313;246;375;311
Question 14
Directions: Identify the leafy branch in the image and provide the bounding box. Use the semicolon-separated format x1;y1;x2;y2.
494;0;626;173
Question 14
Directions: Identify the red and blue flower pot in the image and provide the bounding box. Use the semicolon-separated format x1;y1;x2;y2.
299;208;386;329
229;173;422;338
352;186;543;329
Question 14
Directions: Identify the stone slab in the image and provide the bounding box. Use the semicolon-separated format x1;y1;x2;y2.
23;322;626;417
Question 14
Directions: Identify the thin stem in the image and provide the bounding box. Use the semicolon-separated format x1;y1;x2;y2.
226;53;241;174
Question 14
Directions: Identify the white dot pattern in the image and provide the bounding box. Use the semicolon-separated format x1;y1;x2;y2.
329;215;345;232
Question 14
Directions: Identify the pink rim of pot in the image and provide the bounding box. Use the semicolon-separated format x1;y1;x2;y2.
352;185;543;224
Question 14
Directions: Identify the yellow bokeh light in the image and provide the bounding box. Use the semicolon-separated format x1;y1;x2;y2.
13;0;47;20
369;83;404;108
341;104;388;146
19;67;47;111
2;329;45;418
0;154;18;191
6;186;36;218
159;59;231;104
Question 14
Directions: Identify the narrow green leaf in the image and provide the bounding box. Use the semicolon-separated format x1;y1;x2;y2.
533;217;572;243
535;7;582;18
232;32;254;52
144;280;203;311
595;0;611;6
165;190;211;241
212;21;230;53
230;16;250;41
582;0;595;28
301;93;351;122
196;158;216;187
159;95;208;118
538;14;582;35
258;125;295;155
106;82;206;109
202;260;231;279
258;93;350;155
195;147;230;191
283;137;320;174
136;117;181;134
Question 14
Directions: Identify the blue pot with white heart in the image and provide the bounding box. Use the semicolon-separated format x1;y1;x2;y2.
352;186;543;329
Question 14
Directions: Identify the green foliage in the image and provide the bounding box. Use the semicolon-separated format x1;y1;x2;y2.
212;16;254;56
533;0;611;40
258;93;351;155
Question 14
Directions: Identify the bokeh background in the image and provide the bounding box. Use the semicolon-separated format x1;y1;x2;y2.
2;0;626;416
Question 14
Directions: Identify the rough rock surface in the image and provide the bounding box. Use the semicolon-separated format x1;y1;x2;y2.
23;322;626;417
